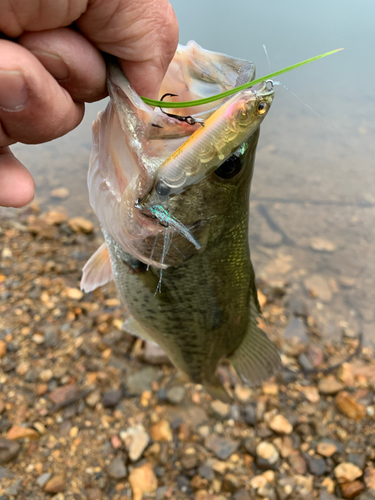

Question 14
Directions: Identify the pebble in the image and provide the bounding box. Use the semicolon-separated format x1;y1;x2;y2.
31;333;45;345
262;381;279;396
102;389;122;408
0;341;6;358
232;490;251;500
48;384;78;405
50;187;69;199
243;404;256;425
142;342;170;365
304;275;332;302
318;376;344;395
335;391;366;420
335;462;363;483
321;477;336;495
320;492;339;500
150;420;173;442
180;448;198;470
307;344;324;367
359;493;375;500
234;385;252;403
250;474;268;489
310;238;336;252
1;247;12;259
6;479;22;496
269;414;293;434
42;211;68;225
283;316;309;344
27;217;58;239
120;426;150;462
222;472;244;492
317;441;338;457
346;453;366;470
198;464;215;481
44;475;66;493
155;486;169;500
256;441;279;468
274;436;294;458
0;438;20;464
68;217;94;233
107;456;127;480
210;400;230;419
166;386;186;405
339;277;356;288
304;454;326;476
299;353;314;371
85;488;102;500
288;452;307;475
66;287;84;300
6;425;39;440
85;390;101;408
36;473;52;488
39;369;54;382
126;367;159;395
204;435;239;460
340;481;364;499
128;463;158;500
364;467;375;490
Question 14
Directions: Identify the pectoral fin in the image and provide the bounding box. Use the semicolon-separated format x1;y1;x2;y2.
81;243;113;292
122;316;158;346
228;322;281;386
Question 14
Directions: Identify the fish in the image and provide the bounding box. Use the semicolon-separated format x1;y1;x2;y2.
81;41;281;400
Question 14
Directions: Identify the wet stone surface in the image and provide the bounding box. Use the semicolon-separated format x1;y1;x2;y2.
0;211;374;499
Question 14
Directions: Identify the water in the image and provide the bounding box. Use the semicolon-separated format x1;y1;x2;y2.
3;0;375;343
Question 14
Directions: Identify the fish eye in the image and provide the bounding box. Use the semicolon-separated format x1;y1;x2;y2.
215;155;243;180
257;101;268;115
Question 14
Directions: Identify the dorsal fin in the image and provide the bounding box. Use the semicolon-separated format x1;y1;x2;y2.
81;243;113;292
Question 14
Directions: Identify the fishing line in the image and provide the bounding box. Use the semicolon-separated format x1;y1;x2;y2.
155;229;174;294
263;44;272;72
262;44;325;122
147;233;159;271
274;81;326;122
170;239;186;259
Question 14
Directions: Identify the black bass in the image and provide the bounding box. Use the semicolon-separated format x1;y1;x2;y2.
81;42;280;399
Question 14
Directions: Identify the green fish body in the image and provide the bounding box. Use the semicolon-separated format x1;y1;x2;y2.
82;42;280;399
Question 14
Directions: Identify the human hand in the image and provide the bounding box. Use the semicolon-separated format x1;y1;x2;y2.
0;0;178;207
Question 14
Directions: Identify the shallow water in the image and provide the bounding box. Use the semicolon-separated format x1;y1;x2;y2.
3;0;375;343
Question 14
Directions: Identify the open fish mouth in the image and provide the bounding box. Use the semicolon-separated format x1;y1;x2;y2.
87;42;269;269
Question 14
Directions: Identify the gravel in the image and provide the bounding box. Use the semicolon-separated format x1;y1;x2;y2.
0;213;373;499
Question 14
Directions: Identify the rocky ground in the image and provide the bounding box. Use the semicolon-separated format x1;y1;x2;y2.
0;205;374;500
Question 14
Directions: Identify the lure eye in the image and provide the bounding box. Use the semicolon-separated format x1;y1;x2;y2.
215;155;243;180
155;179;172;197
257;101;268;115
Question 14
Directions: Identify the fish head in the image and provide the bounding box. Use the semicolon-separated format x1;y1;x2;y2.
88;43;271;268
135;80;275;263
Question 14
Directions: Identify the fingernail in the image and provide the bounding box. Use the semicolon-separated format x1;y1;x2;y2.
0;70;29;111
30;51;70;81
